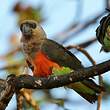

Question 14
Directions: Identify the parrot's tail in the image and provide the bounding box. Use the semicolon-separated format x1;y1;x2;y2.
67;79;105;103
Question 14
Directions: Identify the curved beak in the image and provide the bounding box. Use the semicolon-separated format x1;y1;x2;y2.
21;24;32;36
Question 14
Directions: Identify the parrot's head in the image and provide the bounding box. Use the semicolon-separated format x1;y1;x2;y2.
20;20;46;40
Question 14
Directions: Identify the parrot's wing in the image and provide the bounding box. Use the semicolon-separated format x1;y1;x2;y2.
41;39;104;103
42;39;83;70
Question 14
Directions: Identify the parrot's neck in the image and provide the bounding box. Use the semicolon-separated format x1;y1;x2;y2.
21;31;47;60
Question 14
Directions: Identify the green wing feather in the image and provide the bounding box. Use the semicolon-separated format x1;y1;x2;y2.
52;67;73;76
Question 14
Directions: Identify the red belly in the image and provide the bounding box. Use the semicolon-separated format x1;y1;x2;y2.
33;51;60;77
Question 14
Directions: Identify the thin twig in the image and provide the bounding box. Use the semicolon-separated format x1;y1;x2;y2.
16;90;24;110
0;47;21;60
78;38;96;48
106;0;110;9
53;12;105;43
66;45;96;65
20;89;40;110
0;64;23;71
97;76;103;110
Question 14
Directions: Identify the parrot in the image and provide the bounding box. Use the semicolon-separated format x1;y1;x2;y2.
96;11;110;52
20;20;104;103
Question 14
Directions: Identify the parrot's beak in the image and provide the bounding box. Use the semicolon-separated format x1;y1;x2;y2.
20;24;32;37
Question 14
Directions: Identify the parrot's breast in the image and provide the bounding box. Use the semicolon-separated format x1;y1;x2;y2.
33;51;60;77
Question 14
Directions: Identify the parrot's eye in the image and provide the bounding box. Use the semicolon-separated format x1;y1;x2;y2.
30;23;36;29
20;24;23;31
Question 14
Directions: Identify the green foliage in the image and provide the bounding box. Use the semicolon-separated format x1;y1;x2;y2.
103;26;110;51
96;13;110;52
52;67;73;76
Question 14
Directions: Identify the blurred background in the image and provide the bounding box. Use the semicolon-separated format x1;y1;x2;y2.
0;0;110;110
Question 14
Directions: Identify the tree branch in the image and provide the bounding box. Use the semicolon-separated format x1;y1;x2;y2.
16;59;110;90
0;75;16;110
66;45;96;65
0;60;110;109
53;12;105;43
